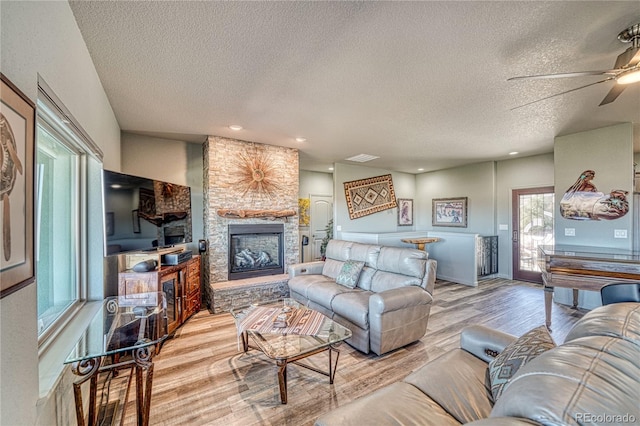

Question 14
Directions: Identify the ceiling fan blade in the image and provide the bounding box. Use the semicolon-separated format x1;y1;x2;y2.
511;77;614;110
614;46;640;69
508;70;617;81
599;84;626;106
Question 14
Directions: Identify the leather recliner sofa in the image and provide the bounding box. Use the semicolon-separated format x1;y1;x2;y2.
288;239;437;356
315;302;640;425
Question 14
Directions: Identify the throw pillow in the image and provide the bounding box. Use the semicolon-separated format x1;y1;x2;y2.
335;260;365;289
488;325;556;401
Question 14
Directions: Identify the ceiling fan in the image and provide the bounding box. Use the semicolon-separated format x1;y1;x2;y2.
509;23;640;109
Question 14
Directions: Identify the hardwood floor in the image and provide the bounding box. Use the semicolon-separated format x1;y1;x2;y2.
121;278;586;426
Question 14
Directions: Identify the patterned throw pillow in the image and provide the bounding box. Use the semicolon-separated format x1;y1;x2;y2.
335;260;365;289
488;325;556;401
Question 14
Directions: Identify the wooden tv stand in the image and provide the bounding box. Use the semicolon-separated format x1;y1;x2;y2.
118;254;201;334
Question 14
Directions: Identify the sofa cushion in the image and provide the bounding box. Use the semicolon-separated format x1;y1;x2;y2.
487;325;555;401
376;246;427;278
564;302;640;345
325;239;352;261
288;274;334;299
348;243;381;268
331;289;372;329
322;258;346;280
356;266;376;291
306;280;352;310
491;335;640;425
371;270;422;293
404;348;494;424
315;382;461;426
336;260;365;289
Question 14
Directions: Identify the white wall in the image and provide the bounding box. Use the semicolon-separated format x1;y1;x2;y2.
496;153;555;278
299;170;333;198
415;161;497;235
553;123;634;309
554;123;633;249
1;2;120;425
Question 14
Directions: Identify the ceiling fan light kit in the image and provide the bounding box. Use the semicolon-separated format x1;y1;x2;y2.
510;23;640;108
617;68;640;85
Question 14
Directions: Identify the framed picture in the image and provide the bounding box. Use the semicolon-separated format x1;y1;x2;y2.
432;197;468;227
397;198;413;226
132;209;141;233
105;212;115;236
1;73;36;299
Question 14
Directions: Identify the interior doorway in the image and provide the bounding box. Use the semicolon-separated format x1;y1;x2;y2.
310;195;333;261
512;186;554;283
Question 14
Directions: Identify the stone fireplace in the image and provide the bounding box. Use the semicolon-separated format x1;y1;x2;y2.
203;136;299;311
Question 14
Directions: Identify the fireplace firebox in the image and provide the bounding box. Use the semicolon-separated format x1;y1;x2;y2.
228;224;284;280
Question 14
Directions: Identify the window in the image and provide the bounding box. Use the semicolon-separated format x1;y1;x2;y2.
36;80;103;343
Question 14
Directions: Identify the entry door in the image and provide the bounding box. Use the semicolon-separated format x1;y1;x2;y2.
512;187;554;283
310;195;333;260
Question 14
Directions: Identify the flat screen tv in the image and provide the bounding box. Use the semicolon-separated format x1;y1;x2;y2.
103;169;192;255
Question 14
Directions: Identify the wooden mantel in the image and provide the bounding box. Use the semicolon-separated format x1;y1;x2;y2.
216;209;296;220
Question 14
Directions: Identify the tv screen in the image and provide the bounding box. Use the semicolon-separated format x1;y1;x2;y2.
103;169;192;255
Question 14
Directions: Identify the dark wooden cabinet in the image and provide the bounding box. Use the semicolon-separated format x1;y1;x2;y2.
119;255;201;334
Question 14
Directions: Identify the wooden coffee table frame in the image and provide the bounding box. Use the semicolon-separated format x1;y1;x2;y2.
240;330;342;404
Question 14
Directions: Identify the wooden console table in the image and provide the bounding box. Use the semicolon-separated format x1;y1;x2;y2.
538;245;640;328
65;293;168;426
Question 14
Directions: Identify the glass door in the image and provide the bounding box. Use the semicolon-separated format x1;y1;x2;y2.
512;187;554;283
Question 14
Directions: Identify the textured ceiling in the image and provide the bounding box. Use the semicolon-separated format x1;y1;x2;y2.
69;1;640;173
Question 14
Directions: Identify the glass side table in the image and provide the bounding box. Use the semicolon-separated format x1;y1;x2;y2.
64;292;168;426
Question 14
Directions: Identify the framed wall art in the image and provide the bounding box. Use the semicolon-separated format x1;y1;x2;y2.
432;197;468;227
344;174;397;220
1;73;36;298
397;198;413;226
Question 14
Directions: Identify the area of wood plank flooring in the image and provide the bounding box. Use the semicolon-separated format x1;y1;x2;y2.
121;278;586;425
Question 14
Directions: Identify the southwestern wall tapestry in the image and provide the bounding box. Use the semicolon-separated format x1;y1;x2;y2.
344;174;397;220
560;169;629;221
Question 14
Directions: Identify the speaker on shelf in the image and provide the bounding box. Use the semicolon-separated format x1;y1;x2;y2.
132;259;158;272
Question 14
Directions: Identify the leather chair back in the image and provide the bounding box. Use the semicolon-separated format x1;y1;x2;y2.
600;282;640;305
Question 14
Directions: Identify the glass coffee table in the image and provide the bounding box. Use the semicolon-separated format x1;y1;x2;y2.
231;298;352;404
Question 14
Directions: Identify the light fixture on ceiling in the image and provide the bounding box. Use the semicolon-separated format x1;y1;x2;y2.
617;68;640;85
509;151;519;156
417;168;424;171
295;137;306;143
328;167;334;171
345;153;380;163
110;184;122;189
229;125;243;131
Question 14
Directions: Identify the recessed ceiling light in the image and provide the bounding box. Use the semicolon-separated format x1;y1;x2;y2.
229;125;243;131
509;151;519;156
345;154;380;163
295;137;306;143
417;168;424;171
110;184;122;189
328;167;334;171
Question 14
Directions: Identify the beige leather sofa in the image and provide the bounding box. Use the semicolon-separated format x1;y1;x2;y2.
288;239;437;356
316;302;640;425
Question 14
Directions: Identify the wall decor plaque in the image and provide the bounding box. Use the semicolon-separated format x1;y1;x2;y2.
344;174;397;220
